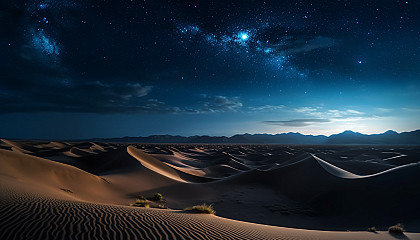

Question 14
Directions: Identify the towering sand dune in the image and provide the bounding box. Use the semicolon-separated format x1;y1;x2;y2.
127;145;215;183
0;149;121;203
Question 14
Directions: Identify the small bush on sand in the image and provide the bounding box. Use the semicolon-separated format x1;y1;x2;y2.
135;199;148;204
388;223;405;234
185;204;215;215
367;226;376;232
131;198;168;209
130;199;151;208
137;195;147;200
153;193;163;201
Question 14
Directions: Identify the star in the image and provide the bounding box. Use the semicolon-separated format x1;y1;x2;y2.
358;60;362;64
239;32;249;41
39;4;47;9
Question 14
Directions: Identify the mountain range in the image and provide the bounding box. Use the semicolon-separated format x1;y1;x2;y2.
88;130;420;145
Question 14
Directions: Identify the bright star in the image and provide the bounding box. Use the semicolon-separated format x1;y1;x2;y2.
239;32;249;41
358;60;362;64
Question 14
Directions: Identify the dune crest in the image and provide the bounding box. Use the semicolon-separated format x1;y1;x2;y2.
127;145;188;182
312;153;419;179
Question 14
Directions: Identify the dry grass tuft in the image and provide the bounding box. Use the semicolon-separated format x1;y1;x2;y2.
185;203;215;215
130;199;151;208
130;198;166;209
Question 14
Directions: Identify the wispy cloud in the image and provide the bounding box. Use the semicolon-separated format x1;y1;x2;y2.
200;96;243;113
248;105;285;112
272;36;336;55
263;118;330;127
294;106;365;118
294;106;318;114
0;80;156;114
177;95;244;114
402;107;420;112
375;108;392;113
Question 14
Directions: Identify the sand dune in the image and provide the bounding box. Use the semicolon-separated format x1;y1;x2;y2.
128;145;214;183
1;177;419;240
1;141;420;239
312;153;420;179
320;160;394;175
0;149;121;203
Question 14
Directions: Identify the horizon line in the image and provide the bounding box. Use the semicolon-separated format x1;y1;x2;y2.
4;129;419;141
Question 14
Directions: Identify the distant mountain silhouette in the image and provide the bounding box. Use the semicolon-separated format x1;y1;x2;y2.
88;130;420;145
326;130;420;145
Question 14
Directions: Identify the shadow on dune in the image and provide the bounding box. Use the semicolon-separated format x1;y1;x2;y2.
389;232;409;239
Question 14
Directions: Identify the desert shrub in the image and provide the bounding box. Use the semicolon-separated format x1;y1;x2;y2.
153;193;163;201
131;199;151;208
137;195;147;200
131;194;167;208
135;199;149;204
388;223;405;234
367;226;376;232
185;204;215;215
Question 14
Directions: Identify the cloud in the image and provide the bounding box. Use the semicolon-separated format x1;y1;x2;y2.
402;108;420;112
248;105;285;112
270;36;336;55
294;106;318;114
294;107;365;118
287;106;385;125
0;77;244;115
375;108;392;113
95;82;152;100
0;79;156;114
201;96;243;113
263;118;331;127
326;109;363;118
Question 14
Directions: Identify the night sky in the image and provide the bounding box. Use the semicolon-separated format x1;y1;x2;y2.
1;0;420;139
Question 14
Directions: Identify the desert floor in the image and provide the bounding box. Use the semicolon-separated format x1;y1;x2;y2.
1;139;419;239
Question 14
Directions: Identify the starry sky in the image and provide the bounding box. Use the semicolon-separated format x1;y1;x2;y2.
1;0;420;139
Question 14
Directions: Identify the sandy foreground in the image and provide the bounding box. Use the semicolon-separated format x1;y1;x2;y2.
0;139;419;240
